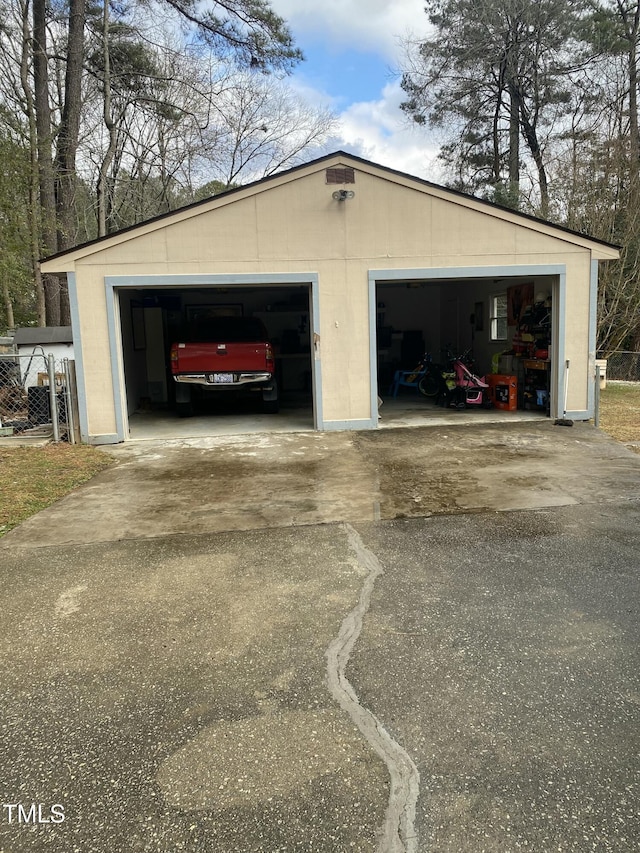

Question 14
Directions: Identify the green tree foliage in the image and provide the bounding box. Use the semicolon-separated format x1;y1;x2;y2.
0;129;36;329
400;0;588;216
567;1;640;352
401;0;640;352
191;179;234;200
160;0;301;71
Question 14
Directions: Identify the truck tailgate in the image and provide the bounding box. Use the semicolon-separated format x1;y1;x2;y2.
173;342;271;373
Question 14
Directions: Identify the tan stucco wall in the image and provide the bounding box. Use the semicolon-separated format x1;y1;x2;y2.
47;160;614;439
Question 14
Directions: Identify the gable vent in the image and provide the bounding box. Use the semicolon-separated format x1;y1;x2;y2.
326;167;355;184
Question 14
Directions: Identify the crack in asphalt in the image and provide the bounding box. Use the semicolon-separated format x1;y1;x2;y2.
326;523;420;853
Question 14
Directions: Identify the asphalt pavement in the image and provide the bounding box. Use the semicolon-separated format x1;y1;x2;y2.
0;421;639;852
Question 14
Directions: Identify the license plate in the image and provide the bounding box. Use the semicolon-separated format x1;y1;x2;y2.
210;372;234;384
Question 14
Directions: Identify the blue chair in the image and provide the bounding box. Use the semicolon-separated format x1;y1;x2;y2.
388;364;429;397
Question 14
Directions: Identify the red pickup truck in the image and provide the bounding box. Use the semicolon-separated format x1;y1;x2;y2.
170;316;278;416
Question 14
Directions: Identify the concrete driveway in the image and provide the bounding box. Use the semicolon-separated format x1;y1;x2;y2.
1;421;639;852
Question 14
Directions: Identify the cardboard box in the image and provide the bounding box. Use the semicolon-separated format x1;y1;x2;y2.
486;374;518;411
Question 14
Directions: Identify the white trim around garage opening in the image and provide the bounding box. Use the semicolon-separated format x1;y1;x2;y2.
586;259;599;421
368;264;568;424
102;272;322;443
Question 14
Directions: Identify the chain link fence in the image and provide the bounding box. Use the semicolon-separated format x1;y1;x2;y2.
601;351;640;382
0;352;78;442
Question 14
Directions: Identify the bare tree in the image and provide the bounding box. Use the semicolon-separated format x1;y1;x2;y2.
0;0;303;324
79;27;337;231
197;72;337;187
32;0;63;323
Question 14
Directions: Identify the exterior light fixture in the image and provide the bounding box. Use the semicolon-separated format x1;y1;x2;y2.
332;189;355;201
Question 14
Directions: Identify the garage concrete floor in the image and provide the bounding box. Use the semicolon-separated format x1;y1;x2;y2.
128;396;547;441
128;402;315;440
377;397;547;430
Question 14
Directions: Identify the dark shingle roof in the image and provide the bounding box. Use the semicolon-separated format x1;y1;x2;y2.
14;326;73;346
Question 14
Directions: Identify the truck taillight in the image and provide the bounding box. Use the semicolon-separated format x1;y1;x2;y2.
266;344;274;366
170;344;179;368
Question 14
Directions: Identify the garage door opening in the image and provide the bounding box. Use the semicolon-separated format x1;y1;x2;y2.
117;283;316;439
374;273;555;426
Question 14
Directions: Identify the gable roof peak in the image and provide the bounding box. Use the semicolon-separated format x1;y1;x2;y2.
41;148;619;267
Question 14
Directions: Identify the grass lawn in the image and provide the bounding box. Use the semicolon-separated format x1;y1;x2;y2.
598;383;640;452
0;444;113;536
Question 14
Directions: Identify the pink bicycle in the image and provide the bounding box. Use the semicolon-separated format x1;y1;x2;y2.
429;349;492;409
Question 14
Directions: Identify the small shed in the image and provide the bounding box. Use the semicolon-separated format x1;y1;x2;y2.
40;151;619;445
13;326;74;388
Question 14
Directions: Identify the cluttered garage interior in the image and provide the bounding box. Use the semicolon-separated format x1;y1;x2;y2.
37;151;618;443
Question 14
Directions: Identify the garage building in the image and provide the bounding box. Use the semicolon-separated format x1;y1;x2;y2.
40;151;619;444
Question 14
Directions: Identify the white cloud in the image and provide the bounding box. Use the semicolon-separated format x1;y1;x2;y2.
269;0;425;62
267;1;442;181
284;73;441;181
333;81;442;180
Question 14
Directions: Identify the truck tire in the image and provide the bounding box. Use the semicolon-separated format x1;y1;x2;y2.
174;383;193;417
262;380;279;414
262;383;279;413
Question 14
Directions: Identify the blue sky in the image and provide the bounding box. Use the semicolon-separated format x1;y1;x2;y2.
267;0;440;179
293;41;389;107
